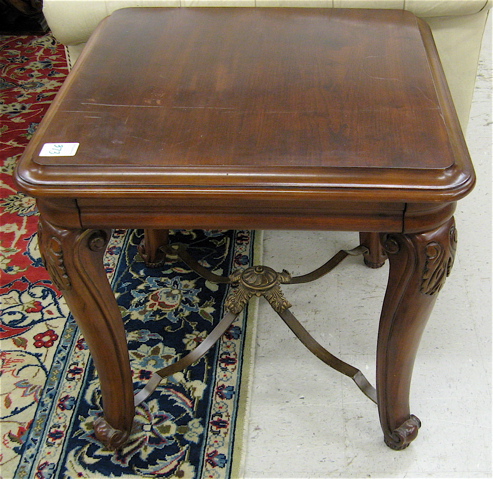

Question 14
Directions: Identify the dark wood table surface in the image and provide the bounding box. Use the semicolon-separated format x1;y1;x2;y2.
15;7;475;451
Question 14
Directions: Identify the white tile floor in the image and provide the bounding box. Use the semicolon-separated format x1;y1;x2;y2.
242;16;492;479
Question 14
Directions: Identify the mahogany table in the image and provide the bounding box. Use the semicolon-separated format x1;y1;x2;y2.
15;7;475;451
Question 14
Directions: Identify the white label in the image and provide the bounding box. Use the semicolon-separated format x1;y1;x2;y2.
40;143;80;157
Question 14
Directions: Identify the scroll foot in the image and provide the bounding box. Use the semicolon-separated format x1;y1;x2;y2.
384;415;421;450
360;232;387;268
138;229;169;267
93;416;131;450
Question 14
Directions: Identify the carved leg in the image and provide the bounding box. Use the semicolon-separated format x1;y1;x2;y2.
377;218;457;449
38;217;134;449
359;232;387;268
138;229;169;267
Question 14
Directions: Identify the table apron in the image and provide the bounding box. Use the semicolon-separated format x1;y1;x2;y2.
52;198;454;234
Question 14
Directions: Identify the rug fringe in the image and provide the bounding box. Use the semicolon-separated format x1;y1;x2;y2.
230;230;263;479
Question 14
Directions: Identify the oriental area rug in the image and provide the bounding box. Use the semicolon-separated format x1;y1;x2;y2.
0;34;259;479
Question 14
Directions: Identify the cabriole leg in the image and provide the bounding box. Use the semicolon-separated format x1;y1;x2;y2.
377;218;457;449
37;217;135;449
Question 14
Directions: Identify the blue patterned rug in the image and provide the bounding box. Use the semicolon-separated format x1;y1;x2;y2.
1;34;259;479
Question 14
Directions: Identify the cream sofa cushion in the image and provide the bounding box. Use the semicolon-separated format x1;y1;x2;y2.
44;0;490;45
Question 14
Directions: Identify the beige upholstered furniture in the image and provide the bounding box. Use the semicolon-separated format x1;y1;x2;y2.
42;0;491;132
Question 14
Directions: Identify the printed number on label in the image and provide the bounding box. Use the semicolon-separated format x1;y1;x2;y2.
40;143;79;157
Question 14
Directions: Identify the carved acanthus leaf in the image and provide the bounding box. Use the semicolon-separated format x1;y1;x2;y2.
225;265;292;314
263;285;292;313
421;225;457;296
225;286;254;314
38;225;71;291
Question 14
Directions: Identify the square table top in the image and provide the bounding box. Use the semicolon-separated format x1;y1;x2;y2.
16;7;474;204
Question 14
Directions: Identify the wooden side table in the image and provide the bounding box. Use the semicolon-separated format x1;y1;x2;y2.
15;7;475;450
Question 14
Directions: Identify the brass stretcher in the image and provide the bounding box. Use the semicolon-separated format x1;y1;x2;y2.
134;244;378;407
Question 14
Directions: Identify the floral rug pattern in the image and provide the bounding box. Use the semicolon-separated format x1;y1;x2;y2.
1;34;256;478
